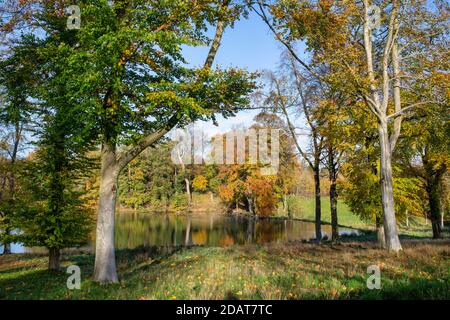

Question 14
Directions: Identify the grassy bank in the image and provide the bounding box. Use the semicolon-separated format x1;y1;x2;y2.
1;241;449;300
274;196;437;238
275;196;364;228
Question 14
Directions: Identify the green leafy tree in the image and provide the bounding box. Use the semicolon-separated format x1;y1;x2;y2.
1;0;255;281
398;103;450;238
2;7;98;269
19;0;255;282
0;35;36;254
255;0;447;251
118;142;180;211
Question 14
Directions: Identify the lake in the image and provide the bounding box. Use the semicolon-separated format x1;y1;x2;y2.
3;213;360;254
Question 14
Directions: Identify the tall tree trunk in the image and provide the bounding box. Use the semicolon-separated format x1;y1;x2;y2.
2;208;12;254
2;239;11;255
423;159;446;239
313;167;322;241
427;181;442;239
329;179;338;242
378;122;402;251
48;247;61;271
328;147;339;242
91;9;226;283
93;143;119;283
376;216;386;249
2;217;12;256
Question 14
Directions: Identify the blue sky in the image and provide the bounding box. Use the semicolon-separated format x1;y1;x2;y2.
182;11;288;136
184;12;283;71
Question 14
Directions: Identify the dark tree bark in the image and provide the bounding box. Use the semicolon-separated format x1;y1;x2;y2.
2;241;11;255
313;166;322;241
48;247;61;271
428;184;442;239
246;217;254;243
327;145;339;242
425;172;444;239
329;178;338;242
423;152;446;239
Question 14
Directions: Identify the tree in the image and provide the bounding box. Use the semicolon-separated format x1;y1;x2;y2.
29;0;255;283
118;142;180;211
0;0;107;269
0;44;34;254
253;112;300;218
260;67;325;241
119;155;147;211
398;103;449;238
213;116;297;217
192;175;208;192
255;0;448;251
217;162;278;216
340;137;422;247
19;133;94;271
245;172;277;216
314;95;348;242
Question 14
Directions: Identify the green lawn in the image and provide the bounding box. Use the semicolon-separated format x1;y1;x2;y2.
274;196;436;238
275;196;367;229
2;195;446;300
1;241;449;300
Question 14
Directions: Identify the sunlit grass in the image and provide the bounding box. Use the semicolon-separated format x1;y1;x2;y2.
274;196;436;238
1;242;448;300
275;196;365;228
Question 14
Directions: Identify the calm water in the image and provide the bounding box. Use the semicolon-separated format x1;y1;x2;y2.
5;213;360;254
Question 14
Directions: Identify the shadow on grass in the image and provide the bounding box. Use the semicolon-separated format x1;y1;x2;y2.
346;276;450;300
0;245;198;299
337;229;448;243
0;267;70;299
1;243;448;300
